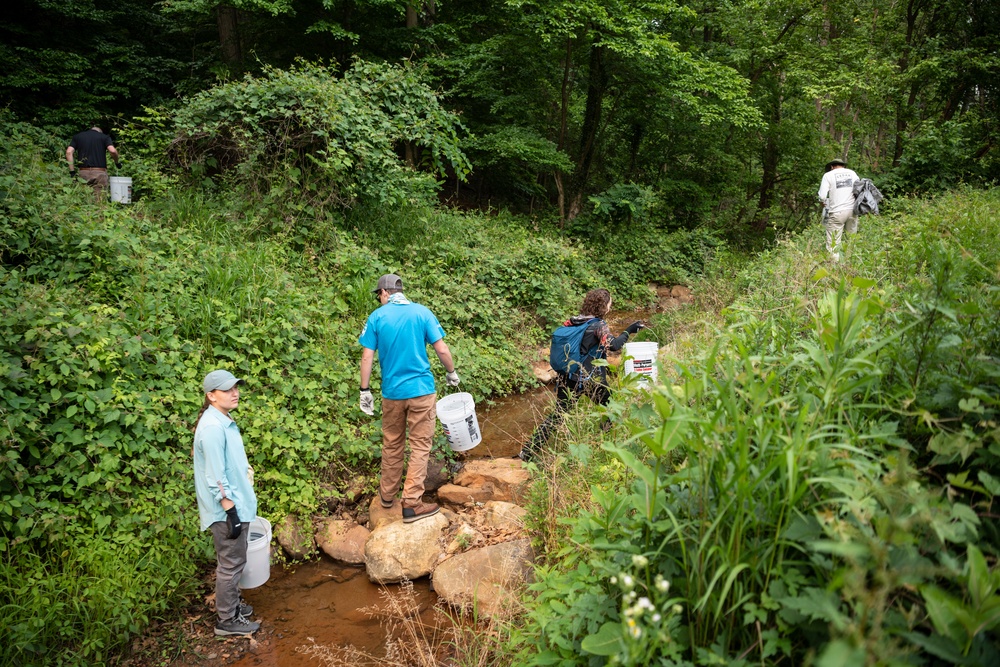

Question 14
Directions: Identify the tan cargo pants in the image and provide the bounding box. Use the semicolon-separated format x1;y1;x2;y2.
823;208;859;259
379;393;436;506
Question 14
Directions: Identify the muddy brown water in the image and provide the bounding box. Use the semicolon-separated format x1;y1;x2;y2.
227;387;552;666
221;311;661;666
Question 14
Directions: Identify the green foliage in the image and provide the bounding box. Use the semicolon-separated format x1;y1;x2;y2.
350;206;605;327
1;119;679;662
171;60;471;212
587;226;723;302
588;183;658;226
112;106;181;201
0;0;184;128
463;126;574;199
0;539;199;666
516;189;1000;665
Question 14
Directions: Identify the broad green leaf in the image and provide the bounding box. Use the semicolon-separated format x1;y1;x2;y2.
580;621;624;656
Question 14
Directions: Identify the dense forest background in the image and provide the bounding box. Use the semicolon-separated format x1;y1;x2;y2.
4;0;998;231
2;1;999;665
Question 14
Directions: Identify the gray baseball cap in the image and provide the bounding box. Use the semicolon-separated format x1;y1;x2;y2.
203;369;242;393
372;273;403;294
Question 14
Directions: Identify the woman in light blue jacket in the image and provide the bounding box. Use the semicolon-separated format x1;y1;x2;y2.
193;369;259;637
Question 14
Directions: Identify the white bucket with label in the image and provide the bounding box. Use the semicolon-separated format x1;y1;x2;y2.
436;392;482;452
624;341;659;387
239;516;271;589
109;176;132;203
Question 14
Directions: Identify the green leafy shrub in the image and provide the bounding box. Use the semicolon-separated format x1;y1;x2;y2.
170;60;471;213
0;540;199;666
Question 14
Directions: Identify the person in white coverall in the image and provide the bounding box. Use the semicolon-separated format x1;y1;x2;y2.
818;158;861;261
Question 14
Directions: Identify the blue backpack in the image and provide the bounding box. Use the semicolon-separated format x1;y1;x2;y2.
549;318;600;379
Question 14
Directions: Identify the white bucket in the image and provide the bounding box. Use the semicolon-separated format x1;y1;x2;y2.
109;176;132;203
239;516;271;589
624;341;659;387
436;392;482;452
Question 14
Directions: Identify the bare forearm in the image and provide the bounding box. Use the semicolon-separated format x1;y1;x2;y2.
360;348;375;387
432;340;454;372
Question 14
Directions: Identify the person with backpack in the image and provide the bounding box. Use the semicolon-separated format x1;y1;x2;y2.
818;158;862;262
516;288;644;462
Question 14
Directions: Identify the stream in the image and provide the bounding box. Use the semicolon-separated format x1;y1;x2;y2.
227;386;553;666
221;311;656;666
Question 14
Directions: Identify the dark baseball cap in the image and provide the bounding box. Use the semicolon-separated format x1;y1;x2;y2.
372;273;403;294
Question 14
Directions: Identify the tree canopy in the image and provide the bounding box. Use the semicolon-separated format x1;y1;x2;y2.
1;0;997;229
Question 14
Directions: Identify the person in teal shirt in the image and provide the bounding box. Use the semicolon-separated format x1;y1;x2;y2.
193;369;260;637
358;274;460;523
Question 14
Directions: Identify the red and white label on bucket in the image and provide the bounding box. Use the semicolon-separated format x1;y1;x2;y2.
633;360;654;373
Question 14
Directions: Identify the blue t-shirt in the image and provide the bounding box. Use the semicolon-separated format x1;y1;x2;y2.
358;300;446;400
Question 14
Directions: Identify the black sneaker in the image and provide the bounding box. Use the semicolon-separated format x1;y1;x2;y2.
402;502;440;523
215;613;260;637
379;494;394;509
239;600;253;618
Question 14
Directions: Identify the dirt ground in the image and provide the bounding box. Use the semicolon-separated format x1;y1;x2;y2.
118;569;271;667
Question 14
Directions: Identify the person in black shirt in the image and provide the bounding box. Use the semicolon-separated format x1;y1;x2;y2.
66;127;120;198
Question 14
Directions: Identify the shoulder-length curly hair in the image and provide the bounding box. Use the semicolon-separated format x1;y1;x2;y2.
580;288;612;318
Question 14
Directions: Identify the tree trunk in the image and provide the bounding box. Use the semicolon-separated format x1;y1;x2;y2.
557;38;572;152
217;4;241;69
554;172;566;229
627;123;643;180
753;86;782;232
556;37;572;225
568;42;607;221
893;0;923;166
406;4;417;28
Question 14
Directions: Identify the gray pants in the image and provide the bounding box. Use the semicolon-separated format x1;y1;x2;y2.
210;521;249;621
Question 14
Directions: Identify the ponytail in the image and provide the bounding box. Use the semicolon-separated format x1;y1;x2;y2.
192;395;211;432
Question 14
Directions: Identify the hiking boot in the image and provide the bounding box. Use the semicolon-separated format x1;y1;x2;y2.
402;501;440;523
215;613;260;637
379;494;395;509
238;600;253;618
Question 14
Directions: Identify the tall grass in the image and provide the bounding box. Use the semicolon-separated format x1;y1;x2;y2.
0;540;198;665
513;189;1000;665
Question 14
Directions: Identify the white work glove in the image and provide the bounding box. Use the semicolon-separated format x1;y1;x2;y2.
360;389;375;416
445;371;460;387
247;465;254;486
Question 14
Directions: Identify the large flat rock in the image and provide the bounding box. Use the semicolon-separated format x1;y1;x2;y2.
437;483;496;505
452;459;530;503
316;518;369;566
364;512;449;583
433;538;535;618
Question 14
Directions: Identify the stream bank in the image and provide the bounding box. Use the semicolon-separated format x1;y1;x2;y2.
130;299;676;667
